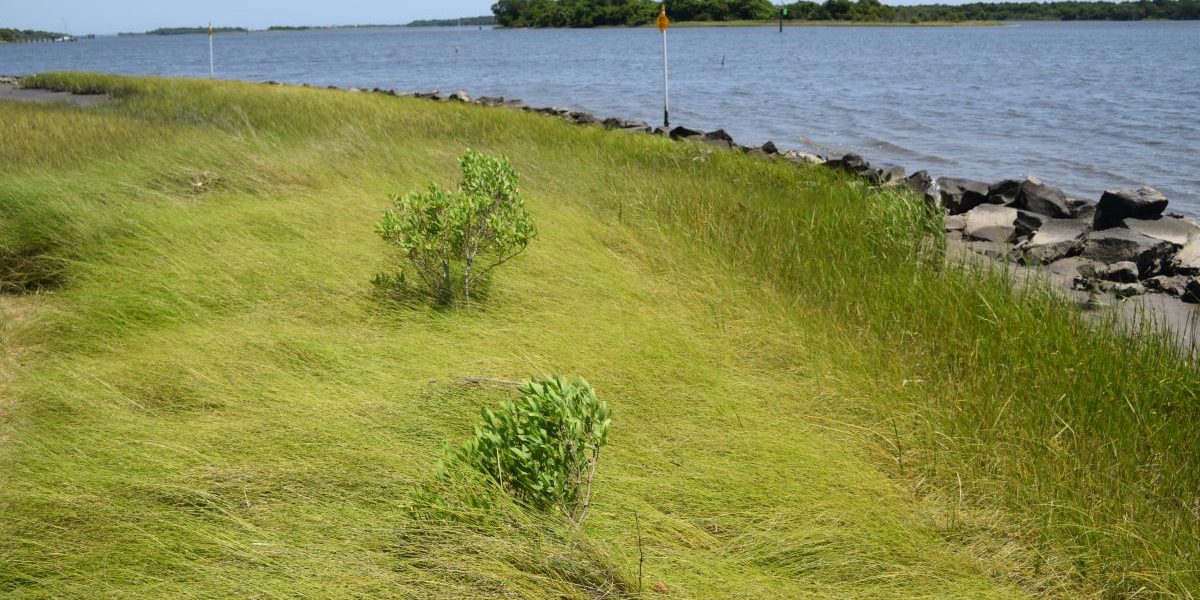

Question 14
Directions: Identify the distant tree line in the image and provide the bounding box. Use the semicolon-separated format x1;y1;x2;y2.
0;28;65;42
491;0;1200;26
407;15;499;27
144;27;249;35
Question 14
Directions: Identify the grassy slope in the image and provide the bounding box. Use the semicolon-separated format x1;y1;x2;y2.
0;74;1196;598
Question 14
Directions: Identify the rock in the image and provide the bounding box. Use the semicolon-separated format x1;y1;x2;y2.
1070;200;1097;221
669;126;704;140
700;129;734;148
1094;187;1169;229
1014;210;1050;239
475;96;505;106
944;214;968;232
1050;256;1103;281
501;99;528;110
965;240;1009;260
1079;228;1176;276
761;141;779;155
568;111;598;125
825;153;870;175
1172;235;1200;275
1019;218;1089;264
1119;216;1200;246
1103;261;1141;283
619;120;652;133
448;90;471;102
963;204;1020;244
937;177;992;215
1013;177;1071;218
906;170;934;197
987;179;1023;205
1110;282;1147;298
781;150;823;165
1184;279;1200;304
348;87;363;93
1145;275;1190;297
868;165;906;186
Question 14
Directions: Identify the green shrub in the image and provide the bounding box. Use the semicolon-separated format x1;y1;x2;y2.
375;150;536;308
448;376;611;526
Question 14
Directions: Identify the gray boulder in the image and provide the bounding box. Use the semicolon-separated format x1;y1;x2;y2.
701;129;734;148
987;179;1022;205
1014;210;1050;239
448;90;471;102
938;177;992;215
963;204;1020;243
1013;178;1071;218
1172;235;1200;275
1145;275;1191;297
1079;228;1177;276
1019;218;1089;264
868;165;906;186
1094;187;1169;229
781;150;823;165
1119;216;1200;246
669;126;704;140
568;111;598;125
906;170;934;195
475;96;504;106
825;153;870;175
501;99;528;110
944;214;967;232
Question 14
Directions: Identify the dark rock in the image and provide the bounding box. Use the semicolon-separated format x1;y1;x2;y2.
868;165;906;186
1019;218;1089;264
669;126;704;140
906;170;934;197
1103;261;1141;283
1070;200;1097;222
568;111;598;125
1183;279;1200;304
1145;275;1190;297
1014;210;1050;239
1079;228;1177;276
1110;282;1147;298
476;96;505;106
825;153;869;174
1013;177;1071;218
1094;187;1170;229
937;177;992;215
762;141;779;155
963;204;1020;243
448;90;471;102
987;179;1023;205
1119;216;1200;246
699;129;734;148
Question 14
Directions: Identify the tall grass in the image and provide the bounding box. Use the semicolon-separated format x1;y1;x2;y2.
0;73;1195;598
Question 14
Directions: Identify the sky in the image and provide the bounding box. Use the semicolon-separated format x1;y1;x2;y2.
1;0;500;35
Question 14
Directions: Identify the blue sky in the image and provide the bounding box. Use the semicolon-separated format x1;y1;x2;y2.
2;0;500;35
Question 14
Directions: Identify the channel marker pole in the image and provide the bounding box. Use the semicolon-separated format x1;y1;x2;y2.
658;4;670;129
208;22;214;78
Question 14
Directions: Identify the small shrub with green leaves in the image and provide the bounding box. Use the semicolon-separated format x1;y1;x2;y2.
449;376;611;526
375;150;535;308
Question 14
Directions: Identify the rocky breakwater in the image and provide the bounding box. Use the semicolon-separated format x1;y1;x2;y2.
936;177;1200;302
286;83;1200;308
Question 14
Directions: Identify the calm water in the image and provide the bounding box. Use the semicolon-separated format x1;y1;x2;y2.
3;22;1199;210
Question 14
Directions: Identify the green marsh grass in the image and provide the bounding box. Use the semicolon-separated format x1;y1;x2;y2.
0;73;1196;598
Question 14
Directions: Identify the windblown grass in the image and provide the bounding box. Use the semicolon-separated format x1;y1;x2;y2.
0;73;1195;598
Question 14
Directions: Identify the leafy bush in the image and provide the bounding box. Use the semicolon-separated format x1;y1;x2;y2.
448;376;611;525
376;150;536;308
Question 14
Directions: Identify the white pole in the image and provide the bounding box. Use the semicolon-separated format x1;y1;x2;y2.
209;23;214;78
661;28;669;128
